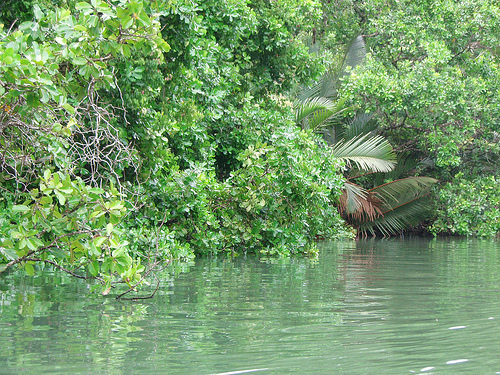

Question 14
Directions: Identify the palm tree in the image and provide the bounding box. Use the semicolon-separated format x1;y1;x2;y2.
295;35;437;236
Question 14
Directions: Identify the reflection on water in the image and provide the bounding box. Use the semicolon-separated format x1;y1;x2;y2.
1;238;500;374
0;274;149;374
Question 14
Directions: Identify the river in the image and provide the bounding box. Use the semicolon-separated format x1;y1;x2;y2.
1;238;500;374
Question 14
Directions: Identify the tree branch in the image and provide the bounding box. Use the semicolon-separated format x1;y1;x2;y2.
24;258;88;279
115;259;167;300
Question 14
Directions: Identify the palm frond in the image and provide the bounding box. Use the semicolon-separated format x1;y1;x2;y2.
317;110;371;146
318;120;344;146
297;71;337;101
344;112;376;140
386;153;421;180
358;194;434;237
319;71;339;98
339;181;367;214
369;177;438;210
332;134;396;173
339;181;383;221
356;177;438;236
373;152;424;185
296;97;351;131
294;34;436;237
297;35;366;102
295;97;335;123
339;35;367;76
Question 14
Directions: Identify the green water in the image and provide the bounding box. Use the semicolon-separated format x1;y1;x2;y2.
1;238;500;374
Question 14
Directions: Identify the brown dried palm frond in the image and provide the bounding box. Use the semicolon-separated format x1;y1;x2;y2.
338;181;383;222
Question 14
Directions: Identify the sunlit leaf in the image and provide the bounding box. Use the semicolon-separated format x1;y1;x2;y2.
93;236;107;247
12;205;30;213
24;262;35;275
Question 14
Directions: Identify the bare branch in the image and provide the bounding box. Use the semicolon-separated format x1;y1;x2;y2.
118;273;161;300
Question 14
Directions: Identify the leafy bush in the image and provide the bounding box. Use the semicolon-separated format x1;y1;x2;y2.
1;0;356;295
0;171;145;295
431;174;500;237
224;124;353;255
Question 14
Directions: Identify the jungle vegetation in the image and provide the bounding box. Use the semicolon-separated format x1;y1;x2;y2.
1;0;499;297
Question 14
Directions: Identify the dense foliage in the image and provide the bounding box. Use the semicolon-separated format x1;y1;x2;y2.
2;0;500;296
431;174;500;237
335;0;500;236
0;0;354;296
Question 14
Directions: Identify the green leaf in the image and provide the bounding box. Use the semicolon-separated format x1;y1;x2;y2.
89;284;101;293
120;15;133;29
90;209;105;219
128;1;143;14
40;89;50;103
12;231;23;239
32;238;44;248
121;44;131;57
3;47;14;58
33;5;44;20
72;57;87;66
4;71;16;84
137;11;151;27
25;238;39;251
156;39;171;53
55;191;66;205
26;92;40;107
76;2;93;12
25;263;35;276
93;236;107;247
115;255;130;268
12;205;30;213
3;48;15;65
106;223;113;236
0;246;17;261
89;260;99;277
116;7;129;19
112;247;124;258
109;214;120;224
101;257;113;272
62;103;75;114
74;25;88;33
58;9;72;21
79;65;90;79
19;21;33;31
52;173;61;186
89;242;100;256
96;215;106;228
72;240;84;252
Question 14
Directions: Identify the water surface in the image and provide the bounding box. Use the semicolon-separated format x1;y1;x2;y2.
1;238;500;374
